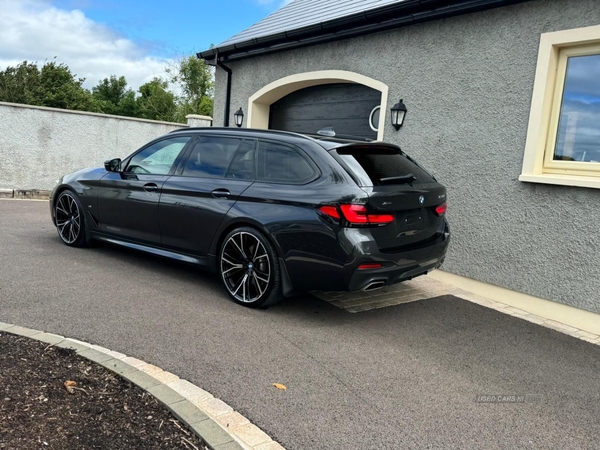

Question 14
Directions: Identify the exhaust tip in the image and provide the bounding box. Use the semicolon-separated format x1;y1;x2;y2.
363;280;386;292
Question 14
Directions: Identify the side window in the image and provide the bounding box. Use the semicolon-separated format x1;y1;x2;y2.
126;137;190;175
257;141;317;184
181;137;241;178
225;140;256;180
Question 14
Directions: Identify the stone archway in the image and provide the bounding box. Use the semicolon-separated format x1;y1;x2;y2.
247;70;389;141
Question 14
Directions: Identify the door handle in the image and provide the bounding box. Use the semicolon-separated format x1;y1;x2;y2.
143;183;159;192
211;188;231;199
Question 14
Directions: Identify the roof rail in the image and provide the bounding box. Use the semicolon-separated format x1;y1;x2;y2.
168;127;327;142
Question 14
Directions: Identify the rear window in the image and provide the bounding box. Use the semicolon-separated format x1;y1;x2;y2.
333;146;435;187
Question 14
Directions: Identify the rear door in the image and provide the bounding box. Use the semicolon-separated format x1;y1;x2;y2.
331;144;447;252
158;136;256;256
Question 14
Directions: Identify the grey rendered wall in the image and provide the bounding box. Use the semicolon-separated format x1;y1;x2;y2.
0;102;191;190
214;0;600;313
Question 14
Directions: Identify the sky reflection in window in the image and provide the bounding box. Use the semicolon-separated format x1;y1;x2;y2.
554;53;600;163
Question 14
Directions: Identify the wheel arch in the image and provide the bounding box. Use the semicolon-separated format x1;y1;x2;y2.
51;185;76;225
52;187;92;246
211;218;284;260
211;218;296;297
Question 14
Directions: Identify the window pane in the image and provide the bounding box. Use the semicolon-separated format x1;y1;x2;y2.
554;53;600;163
182;137;241;178
226;140;255;179
335;147;435;186
258;141;316;184
126;137;190;175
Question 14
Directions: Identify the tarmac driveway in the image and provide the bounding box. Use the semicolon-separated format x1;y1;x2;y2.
1;200;599;449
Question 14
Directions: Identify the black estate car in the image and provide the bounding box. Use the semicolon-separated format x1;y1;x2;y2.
50;128;450;307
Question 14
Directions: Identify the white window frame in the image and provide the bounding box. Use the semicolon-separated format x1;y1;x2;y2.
520;25;600;189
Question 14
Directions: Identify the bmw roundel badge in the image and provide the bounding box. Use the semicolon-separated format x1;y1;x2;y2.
419;195;425;205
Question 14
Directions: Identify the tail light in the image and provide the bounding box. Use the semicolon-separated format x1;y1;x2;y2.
435;203;447;216
318;205;341;219
358;263;383;270
319;204;394;225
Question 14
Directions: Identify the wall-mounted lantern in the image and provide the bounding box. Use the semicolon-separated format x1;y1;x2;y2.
390;99;407;130
234;107;244;128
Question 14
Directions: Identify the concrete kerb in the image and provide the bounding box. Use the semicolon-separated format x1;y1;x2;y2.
0;322;285;450
0;189;14;198
0;189;51;200
422;274;600;345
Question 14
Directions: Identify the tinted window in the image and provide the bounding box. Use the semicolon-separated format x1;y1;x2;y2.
258;141;316;184
225;140;256;180
126;137;190;175
182;137;241;178
334;146;435;186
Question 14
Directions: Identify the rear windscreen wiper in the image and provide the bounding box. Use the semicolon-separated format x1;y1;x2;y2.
379;174;416;184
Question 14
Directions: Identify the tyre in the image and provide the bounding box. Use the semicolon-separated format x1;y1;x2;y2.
54;190;91;247
219;226;283;308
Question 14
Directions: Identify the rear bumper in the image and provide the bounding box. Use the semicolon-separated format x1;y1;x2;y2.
346;220;450;291
347;233;449;291
282;220;450;293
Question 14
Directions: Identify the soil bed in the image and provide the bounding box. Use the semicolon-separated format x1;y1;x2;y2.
0;332;207;449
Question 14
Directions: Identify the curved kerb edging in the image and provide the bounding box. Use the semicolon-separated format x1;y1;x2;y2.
0;322;285;450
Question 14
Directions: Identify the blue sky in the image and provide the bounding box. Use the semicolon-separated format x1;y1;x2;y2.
0;0;288;90
52;0;284;57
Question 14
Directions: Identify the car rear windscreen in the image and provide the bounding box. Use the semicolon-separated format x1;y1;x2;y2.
333;146;435;187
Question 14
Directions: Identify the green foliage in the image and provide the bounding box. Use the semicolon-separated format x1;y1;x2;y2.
167;55;214;122
92;75;137;116
0;56;214;122
0;60;100;112
37;61;100;111
136;77;177;122
0;61;41;105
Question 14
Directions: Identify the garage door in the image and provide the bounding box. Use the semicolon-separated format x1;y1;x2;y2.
269;83;381;141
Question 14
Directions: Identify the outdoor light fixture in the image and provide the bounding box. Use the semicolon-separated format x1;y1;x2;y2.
390;99;407;130
234;107;244;128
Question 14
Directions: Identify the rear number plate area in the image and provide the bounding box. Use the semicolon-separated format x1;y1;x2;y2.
395;211;424;237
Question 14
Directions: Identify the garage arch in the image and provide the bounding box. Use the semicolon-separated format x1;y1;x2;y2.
247;70;389;141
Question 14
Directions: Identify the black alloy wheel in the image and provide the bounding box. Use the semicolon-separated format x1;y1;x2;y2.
55;191;89;247
219;227;282;307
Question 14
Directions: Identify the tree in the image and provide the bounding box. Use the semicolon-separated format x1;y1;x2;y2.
0;55;215;122
136;77;177;122
36;61;99;111
0;60;99;112
0;61;41;105
166;55;214;122
92;75;137;116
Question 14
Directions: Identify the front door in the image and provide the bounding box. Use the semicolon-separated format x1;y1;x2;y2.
97;135;192;245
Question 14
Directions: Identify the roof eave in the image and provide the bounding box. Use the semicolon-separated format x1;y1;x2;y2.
197;0;531;62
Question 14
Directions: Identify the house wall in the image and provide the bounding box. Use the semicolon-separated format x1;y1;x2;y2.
0;102;212;190
214;0;600;313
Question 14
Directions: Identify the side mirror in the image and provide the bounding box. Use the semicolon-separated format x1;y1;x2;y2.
104;158;122;172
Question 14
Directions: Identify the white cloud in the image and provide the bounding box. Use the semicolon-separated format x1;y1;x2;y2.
0;0;171;91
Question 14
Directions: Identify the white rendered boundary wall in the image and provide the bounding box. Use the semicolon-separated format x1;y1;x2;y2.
0;101;212;190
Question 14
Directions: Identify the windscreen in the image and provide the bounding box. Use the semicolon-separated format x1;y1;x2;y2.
333;146;435;187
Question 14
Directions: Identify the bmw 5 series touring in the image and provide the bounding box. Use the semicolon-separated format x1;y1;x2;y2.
50;128;450;307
